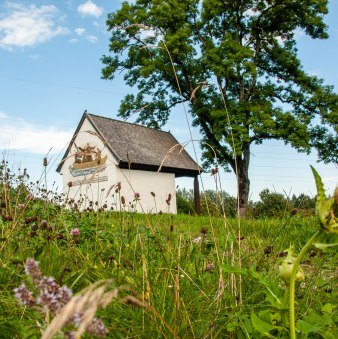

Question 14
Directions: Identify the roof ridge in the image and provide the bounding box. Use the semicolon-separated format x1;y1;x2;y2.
86;112;171;134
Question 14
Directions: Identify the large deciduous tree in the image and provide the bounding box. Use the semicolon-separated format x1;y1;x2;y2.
102;0;338;216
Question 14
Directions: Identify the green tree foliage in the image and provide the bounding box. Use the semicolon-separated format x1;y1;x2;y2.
291;193;315;210
102;0;338;215
254;188;291;217
177;188;315;218
177;188;238;216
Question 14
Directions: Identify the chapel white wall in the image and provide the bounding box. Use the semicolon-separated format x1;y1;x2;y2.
116;169;177;214
60;117;177;213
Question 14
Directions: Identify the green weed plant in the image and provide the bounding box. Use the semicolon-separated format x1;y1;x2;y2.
0;162;337;338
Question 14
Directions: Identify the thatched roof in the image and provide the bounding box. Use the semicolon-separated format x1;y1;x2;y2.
57;112;201;177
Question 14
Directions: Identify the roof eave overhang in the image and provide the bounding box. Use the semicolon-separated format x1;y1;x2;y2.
118;161;202;177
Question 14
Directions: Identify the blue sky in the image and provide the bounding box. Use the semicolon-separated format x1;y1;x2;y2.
0;0;337;201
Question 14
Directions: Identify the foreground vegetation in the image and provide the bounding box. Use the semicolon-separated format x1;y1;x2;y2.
0;166;337;338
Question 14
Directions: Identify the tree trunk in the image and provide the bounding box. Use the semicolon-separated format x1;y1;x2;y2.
236;147;250;218
193;175;201;215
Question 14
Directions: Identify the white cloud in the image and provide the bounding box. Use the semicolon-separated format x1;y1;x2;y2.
0;2;68;50
77;1;103;18
86;34;98;43
68;38;79;44
28;53;41;60
0;111;8;119
75;27;85;35
0;113;73;154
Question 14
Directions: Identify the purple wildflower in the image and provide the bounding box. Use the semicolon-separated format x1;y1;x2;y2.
72;312;83;328
40;220;48;229
58;286;72;307
37;291;60;313
39;276;60;294
14;283;36;307
87;318;108;337
25;258;42;284
64;332;76;339
70;228;80;236
134;192;140;200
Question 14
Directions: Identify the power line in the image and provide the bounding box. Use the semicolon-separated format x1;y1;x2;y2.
0;76;121;95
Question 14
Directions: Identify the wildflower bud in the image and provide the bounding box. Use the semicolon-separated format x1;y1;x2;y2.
211;167;218;176
206;262;215;272
40;220;48;229
14;283;36;307
18;203;25;210
278;247;304;285
134;192;140;200
200;227;208;235
4;215;13;221
30;230;37;237
264;245;273;255
150;192;155;197
43;157;48;167
70;228;80;236
26;194;33;201
25;258;42;285
67;181;73;188
115;182;121;193
121;196;126;205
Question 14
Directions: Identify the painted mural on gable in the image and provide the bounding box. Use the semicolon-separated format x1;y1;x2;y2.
69;142;107;177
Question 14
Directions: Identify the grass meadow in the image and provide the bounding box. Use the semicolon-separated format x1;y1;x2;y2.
0;164;337;338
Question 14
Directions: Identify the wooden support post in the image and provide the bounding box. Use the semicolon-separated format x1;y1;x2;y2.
194;175;201;215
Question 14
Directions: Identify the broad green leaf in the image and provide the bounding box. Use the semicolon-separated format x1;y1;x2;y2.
311;167;338;233
251;312;281;338
297;309;333;335
314;232;338;249
310;166;326;203
322;303;335;314
296;319;322;335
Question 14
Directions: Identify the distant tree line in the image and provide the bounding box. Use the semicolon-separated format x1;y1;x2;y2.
177;188;316;218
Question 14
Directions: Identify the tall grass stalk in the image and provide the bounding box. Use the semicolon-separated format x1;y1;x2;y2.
289;230;321;339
